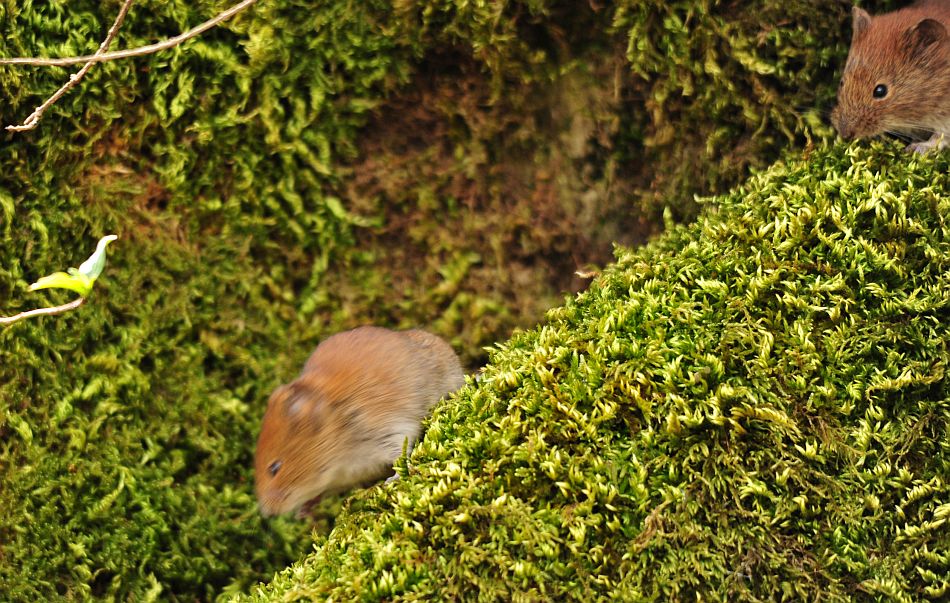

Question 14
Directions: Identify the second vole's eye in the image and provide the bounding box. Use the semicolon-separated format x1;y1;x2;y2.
873;84;888;99
268;460;282;476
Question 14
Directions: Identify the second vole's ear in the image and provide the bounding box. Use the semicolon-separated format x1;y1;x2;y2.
904;18;947;60
851;6;871;42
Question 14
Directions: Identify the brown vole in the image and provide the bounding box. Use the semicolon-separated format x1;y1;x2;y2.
831;1;950;153
254;326;465;517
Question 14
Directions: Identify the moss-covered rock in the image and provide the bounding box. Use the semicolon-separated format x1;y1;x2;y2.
244;143;950;601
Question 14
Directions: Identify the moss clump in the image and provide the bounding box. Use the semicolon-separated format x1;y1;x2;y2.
610;0;847;219
243;143;950;601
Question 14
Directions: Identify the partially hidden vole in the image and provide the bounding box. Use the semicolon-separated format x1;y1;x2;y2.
254;326;465;517
831;1;950;153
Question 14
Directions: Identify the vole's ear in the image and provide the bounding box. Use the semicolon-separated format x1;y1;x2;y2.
904;18;947;61
266;384;289;410
851;6;871;42
282;382;323;422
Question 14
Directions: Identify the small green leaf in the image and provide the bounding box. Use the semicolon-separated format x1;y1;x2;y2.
29;272;93;296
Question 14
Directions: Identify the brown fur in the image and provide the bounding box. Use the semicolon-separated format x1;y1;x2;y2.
254;326;465;516
831;1;950;152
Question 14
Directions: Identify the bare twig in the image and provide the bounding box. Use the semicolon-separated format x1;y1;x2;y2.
0;297;86;325
0;0;259;68
7;0;136;132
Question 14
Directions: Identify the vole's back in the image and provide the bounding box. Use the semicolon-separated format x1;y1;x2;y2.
301;326;463;419
402;328;466;403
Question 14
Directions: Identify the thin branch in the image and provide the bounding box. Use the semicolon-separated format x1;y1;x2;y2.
0;0;259;68
7;0;136;132
0;297;86;325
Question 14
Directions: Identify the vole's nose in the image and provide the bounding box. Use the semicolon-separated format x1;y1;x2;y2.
831;110;855;141
256;487;288;517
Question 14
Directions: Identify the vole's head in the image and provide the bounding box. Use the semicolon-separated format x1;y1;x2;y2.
254;379;346;517
832;6;949;141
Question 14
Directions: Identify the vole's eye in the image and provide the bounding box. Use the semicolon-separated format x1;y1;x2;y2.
873;84;888;99
268;460;282;476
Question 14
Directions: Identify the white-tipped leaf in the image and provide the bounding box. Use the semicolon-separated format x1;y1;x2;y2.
78;234;118;280
28;234;118;297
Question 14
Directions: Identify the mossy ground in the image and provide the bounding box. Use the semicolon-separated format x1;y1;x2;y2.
245;143;950;601
0;0;936;601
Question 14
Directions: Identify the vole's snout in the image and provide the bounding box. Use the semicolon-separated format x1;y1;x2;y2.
256;486;289;517
259;503;276;518
831;110;855;141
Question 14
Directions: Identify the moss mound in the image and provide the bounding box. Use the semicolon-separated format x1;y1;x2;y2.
245;144;950;601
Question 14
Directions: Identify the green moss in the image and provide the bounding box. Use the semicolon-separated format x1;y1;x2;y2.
0;214;312;599
0;2;422;598
2;0;941;600
609;0;841;219
242;143;950;601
